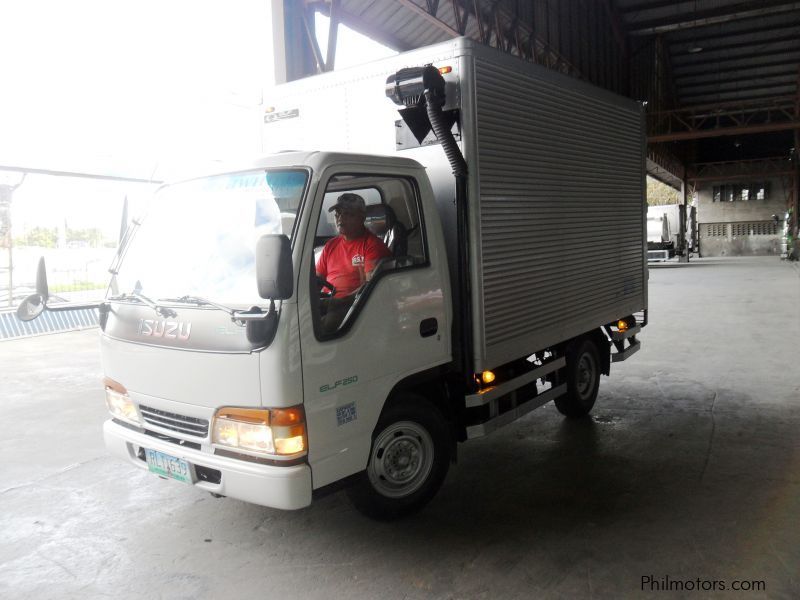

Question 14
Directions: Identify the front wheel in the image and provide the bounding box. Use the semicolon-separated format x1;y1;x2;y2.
346;397;450;520
554;337;601;418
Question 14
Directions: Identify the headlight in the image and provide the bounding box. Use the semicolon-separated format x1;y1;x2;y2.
104;378;139;425
212;406;306;458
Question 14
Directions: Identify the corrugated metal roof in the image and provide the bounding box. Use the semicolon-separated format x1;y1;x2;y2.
329;0;799;107
604;0;799;105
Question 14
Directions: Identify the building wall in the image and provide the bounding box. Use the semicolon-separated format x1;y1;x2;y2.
697;176;786;257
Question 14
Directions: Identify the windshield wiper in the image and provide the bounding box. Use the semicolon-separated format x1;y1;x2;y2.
108;291;176;318
162;295;236;317
162;295;277;324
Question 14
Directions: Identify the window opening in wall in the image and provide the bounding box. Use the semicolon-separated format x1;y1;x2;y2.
712;182;769;202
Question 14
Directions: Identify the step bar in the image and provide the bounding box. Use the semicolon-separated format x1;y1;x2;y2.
464;356;566;439
466;383;567;439
608;324;641;363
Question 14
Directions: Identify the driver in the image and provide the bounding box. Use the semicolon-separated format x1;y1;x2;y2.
316;193;391;330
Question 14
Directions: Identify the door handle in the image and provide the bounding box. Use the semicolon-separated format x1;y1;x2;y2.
419;318;438;338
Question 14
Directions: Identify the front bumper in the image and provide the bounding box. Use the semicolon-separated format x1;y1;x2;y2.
103;419;312;510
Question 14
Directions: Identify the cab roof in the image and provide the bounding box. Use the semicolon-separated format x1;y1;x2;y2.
166;151;425;185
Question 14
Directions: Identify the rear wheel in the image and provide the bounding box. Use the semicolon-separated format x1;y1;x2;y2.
347;397;450;520
555;337;601;418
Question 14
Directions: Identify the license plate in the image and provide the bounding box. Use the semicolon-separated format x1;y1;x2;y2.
145;448;192;484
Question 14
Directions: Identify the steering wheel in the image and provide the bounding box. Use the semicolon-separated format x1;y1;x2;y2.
316;275;336;299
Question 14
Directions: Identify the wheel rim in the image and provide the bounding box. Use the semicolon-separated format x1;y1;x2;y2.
367;421;435;499
576;351;598;401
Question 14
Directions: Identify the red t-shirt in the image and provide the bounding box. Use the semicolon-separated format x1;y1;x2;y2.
316;232;391;297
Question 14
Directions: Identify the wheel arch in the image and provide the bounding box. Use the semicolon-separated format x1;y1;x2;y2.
381;365;459;461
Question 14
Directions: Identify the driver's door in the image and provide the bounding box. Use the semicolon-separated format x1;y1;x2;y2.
298;165;451;489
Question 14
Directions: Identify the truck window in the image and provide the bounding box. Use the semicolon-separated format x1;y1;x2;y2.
114;169;308;306
312;173;427;338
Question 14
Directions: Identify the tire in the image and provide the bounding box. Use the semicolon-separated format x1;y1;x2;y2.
555;337;601;418
346;396;450;520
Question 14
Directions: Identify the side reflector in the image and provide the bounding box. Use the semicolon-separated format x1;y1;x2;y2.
438;66;452;74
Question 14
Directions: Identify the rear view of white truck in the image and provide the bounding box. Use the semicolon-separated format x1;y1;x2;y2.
19;39;646;519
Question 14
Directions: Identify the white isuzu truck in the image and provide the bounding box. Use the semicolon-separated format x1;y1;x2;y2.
19;39;647;519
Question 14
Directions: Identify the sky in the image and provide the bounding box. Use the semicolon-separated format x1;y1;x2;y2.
0;0;395;235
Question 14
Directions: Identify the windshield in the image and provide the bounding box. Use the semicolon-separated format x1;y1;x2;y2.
113;169;307;305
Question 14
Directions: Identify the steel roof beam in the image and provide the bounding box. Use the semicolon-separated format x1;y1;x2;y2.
679;78;796;96
680;89;798;104
689;171;794;183
647;95;798;142
667;18;800;44
670;32;800;56
395;0;461;37
649;121;800;143
673;57;800;79
0;165;161;184
326;0;339;71
627;1;800;35
689;158;794;183
621;0;699;14
673;47;800;71
318;4;414;51
678;73;797;91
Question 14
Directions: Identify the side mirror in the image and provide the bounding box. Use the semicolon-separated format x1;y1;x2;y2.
16;294;45;321
16;257;50;322
35;256;50;300
256;234;293;300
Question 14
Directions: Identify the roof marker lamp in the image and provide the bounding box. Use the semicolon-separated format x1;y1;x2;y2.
104;378;140;426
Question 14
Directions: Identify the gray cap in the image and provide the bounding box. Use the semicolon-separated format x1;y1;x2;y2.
328;193;366;213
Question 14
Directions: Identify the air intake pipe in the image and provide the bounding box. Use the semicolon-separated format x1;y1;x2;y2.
386;65;473;385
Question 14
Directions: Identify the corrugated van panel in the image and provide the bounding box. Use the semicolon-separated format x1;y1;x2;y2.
472;54;646;370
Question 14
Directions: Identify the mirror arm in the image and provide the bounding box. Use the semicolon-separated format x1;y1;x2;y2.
242;301;279;346
232;300;277;324
45;301;106;312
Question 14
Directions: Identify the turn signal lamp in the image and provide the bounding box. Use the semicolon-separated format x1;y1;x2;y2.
212;406;306;457
617;319;629;332
438;66;452;74
481;370;496;385
104;378;140;426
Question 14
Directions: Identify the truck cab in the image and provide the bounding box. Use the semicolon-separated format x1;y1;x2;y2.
99;151;452;512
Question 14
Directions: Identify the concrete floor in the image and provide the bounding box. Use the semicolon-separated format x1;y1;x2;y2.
1;257;798;599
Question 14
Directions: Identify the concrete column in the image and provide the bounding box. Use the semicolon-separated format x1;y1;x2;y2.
679;178;689;263
268;0;288;85
794;130;800;257
279;0;319;82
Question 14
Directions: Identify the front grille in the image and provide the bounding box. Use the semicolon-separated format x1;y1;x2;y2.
139;404;209;438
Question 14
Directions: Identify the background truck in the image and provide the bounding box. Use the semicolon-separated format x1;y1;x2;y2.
19;38;646;519
646;203;696;261
647;205;676;261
